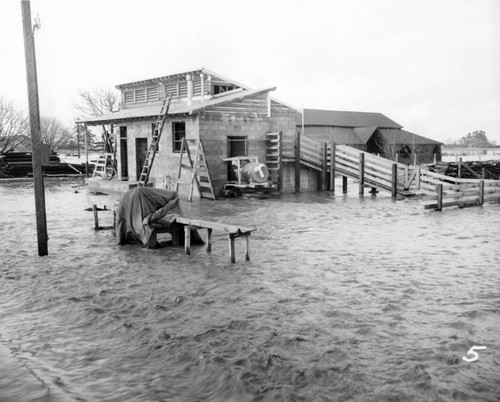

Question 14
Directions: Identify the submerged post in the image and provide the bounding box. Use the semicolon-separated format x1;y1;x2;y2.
21;0;48;256
436;184;443;211
391;163;398;198
359;153;365;195
322;143;327;191
342;176;348;194
479;180;485;206
93;204;99;230
330;142;336;193
295;131;301;193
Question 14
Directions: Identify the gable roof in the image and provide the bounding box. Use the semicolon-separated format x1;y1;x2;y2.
115;67;249;90
354;126;378;143
77;87;275;125
297;109;402;128
379;129;442;145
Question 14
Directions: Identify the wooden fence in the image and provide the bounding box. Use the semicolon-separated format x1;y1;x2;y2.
419;170;500;210
281;133;420;196
277;132;500;209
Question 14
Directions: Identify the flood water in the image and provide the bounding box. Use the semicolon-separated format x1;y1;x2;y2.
1;179;499;402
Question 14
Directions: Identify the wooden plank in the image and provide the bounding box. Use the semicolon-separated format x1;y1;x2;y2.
174;216;256;234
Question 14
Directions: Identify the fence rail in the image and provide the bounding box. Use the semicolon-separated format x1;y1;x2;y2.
276;133;500;209
422;180;500;210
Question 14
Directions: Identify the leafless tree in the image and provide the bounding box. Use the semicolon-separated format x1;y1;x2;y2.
74;88;120;118
0;97;29;153
374;129;399;161
374;129;419;164
74;88;120;152
40;116;72;151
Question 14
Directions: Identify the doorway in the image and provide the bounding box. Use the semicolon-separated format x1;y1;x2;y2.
135;138;148;181
120;139;128;178
227;136;248;180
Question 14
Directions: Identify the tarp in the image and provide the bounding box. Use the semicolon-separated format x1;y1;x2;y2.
116;187;183;248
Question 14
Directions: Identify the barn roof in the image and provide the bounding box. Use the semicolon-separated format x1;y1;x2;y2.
297;109;402;128
379;129;442;145
354;126;378;143
77;87;276;125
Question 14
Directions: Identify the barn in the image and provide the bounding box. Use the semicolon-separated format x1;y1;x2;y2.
297;109;442;164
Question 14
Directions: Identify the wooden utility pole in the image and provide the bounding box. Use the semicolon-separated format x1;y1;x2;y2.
76;122;81;158
21;0;48;256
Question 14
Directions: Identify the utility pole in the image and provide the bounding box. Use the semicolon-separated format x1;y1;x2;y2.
76;122;81;158
21;0;48;256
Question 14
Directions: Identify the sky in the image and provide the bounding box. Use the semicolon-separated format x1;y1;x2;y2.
1;0;499;144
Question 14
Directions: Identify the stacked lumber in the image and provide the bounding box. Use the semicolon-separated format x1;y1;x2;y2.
0;152;88;177
428;161;500;180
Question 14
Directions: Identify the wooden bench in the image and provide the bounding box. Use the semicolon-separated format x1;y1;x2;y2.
172;217;256;263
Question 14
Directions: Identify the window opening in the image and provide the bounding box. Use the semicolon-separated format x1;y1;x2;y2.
172;122;186;153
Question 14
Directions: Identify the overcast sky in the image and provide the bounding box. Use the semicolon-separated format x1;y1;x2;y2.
1;0;499;144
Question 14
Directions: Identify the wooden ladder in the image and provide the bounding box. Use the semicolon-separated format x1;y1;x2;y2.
92;153;116;179
137;95;172;186
266;131;282;191
175;138;216;201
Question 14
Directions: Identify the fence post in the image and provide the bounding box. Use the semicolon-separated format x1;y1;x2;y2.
404;164;409;190
433;153;437;164
295;131;300;193
458;157;462;178
482;167;486;179
359;152;365;195
278;131;283;193
343;176;348;194
436;184;443;211
416;165;421;190
330;142;336;193
322;143;327;191
413;153;417;166
479;180;485;205
391;163;398;198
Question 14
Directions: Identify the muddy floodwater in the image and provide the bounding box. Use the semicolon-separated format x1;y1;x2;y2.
1;179;499;402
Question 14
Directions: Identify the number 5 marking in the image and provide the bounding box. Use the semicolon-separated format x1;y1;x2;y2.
462;346;487;363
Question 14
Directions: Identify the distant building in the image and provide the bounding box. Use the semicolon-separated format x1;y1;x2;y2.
297;109;442;164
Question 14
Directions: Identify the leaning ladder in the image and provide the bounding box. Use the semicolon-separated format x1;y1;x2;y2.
92;153;116;179
137;95;172;186
175;138;216;201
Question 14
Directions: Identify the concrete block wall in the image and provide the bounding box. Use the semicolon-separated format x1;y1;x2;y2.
199;112;273;196
281;164;319;194
116;116;200;190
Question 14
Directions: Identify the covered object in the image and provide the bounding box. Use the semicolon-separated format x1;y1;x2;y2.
116;187;199;248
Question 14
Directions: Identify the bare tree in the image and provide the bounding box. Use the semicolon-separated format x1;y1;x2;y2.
74;88;120;152
0;97;29;153
40;116;72;151
74;88;120;118
374;129;399;161
374;129;419;164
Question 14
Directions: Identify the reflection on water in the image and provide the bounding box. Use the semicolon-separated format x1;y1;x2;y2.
1;179;499;401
